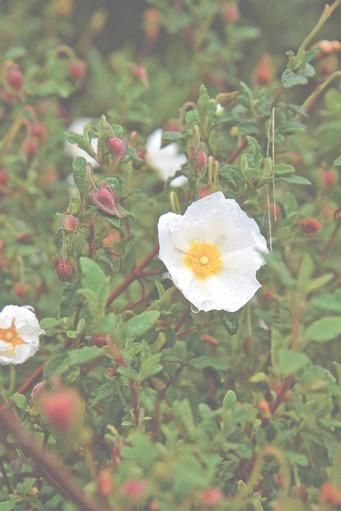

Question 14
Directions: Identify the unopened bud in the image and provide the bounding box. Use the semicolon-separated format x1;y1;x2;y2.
31;122;47;140
31;381;46;402
223;2;240;23
97;468;113;497
297;217;322;233
89;183;122;217
13;282;29;299
322;169;337;187
68;59;87;82
320;482;341;506
39;387;83;433
122;479;147;500
5;66;23;90
22;137;39;158
62;214;79;232
254;53;273;86
199;487;224;506
55;258;74;281
258;399;271;415
189;148;207;173
106;137;128;162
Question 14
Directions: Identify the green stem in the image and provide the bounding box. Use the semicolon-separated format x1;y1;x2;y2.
8;366;16;394
302;70;341;112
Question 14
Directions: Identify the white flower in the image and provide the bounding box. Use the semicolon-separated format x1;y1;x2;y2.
0;306;44;365
158;192;268;312
65;117;99;168
146;129;187;186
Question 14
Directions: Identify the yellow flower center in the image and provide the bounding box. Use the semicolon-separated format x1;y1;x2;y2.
0;320;25;350
184;241;223;279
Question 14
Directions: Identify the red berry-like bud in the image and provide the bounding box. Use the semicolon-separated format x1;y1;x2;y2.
322;169;336;187
297;485;308;503
190;148;208;172
258;399;271;415
0;89;15;104
22;137;39;158
31;122;47;140
55;259;74;281
223;3;240;23
200;487;224;506
164;120;180;132
122;479;147;500
14;282;29;299
254;53;273;86
199;185;213;198
130;64;149;87
320;482;341;505
106;137;128;162
68;59;87;82
97;469;113;497
91;334;108;347
297;217;322;233
0;168;8;188
39;388;82;433
5;66;23;90
62;214;79;232
89;184;122;217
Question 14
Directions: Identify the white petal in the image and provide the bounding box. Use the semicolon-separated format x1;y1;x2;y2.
65;117;99;168
146;129;162;152
170;175;188;188
146;129;187;182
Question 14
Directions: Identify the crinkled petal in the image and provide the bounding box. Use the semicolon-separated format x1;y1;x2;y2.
146;129;187;182
170;175;189;188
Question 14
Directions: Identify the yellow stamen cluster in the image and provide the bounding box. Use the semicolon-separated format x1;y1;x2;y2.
0;320;25;350
184;241;223;279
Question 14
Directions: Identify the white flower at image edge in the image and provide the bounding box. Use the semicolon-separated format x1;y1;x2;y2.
146;129;188;187
65;117;99;168
158;192;268;312
0;306;44;365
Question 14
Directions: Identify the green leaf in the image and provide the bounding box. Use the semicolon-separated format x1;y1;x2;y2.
281;68;308;88
223;389;237;408
125;310;160;338
279;175;311;185
72;157;89;202
3;47;27;60
274;163;296;176
80;257;108;294
276;349;311;376
334;155;341;166
189;355;229;371
138;354;163;382
0;502;17;511
305;317;341;343
220;311;239;335
68;346;103;366
40;317;62;329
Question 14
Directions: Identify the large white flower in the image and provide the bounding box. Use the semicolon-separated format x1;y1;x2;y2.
146;129;187;187
158;192;268;312
0;306;44;365
65;117;99;168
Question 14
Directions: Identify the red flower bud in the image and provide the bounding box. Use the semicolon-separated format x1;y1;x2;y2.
297;217;322;233
0;89;15;104
190;148;208;172
68;59;87;82
22;137;39;158
31;122;47;140
297;485;308;503
223;3;240;23
106;137;128;162
13;282;29;299
39;388;82;433
0;168;8;188
89;184;122;217
322;169;336;187
62;214;79;232
199;487;224;506
130;64;149;87
91;334;108;347
258;399;271;415
320;482;341;506
254;53;273;86
97;469;113;497
5;66;23;90
55;259;74;281
122;479;147;500
199;185;213;198
164;120;180;132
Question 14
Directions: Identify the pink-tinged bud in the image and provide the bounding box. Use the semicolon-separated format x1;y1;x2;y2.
320;482;341;505
298;485;308;503
270;201;280;220
130;64;149;87
62;214;79;232
258;399;271;415
106;137;128;162
0;168;8;188
5;66;23;90
223;3;240;23
39;388;83;433
254;53;273;86
31;122;47;140
91;334;108;347
144;8;161;42
0;89;15;104
13;282;29;299
97;469;113;497
199;487;224;506
164;119;180;132
199;185;213;198
322;169;336;187
122;479;147;500
31;381;46;402
89;184;122;217
297;217;322;233
55;258;74;281
190;148;208;172
68;59;87;82
22;137;39;158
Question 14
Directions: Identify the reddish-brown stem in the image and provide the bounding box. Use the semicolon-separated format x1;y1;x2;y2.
0;400;105;511
106;244;159;308
270;377;294;414
175;309;190;333
226;138;247;164
88;222;96;258
16;362;45;395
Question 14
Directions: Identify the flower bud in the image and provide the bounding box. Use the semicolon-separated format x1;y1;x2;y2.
31;381;46;402
106;137;128;162
189;148;208;173
199;487;224;506
13;282;29;299
97;468;113;497
91;334;108;347
322;169;337;187
223;2;240;23
258;399;271;415
68;59;87;82
31;122;47;140
0;89;15;104
55;258;74;281
5;66;23;90
144;8;161;41
130;64;149;87
320;482;341;506
22;137;39;158
0;168;8;189
297;217;322;233
254;53;273;86
122;479;147;500
89;184;122;217
62;214;79;232
39;387;83;433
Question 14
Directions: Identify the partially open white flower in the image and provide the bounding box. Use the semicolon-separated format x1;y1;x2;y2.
65;117;99;168
146;129;187;187
158;192;268;312
0;306;44;365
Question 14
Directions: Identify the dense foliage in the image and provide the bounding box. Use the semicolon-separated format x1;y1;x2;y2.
0;1;340;510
